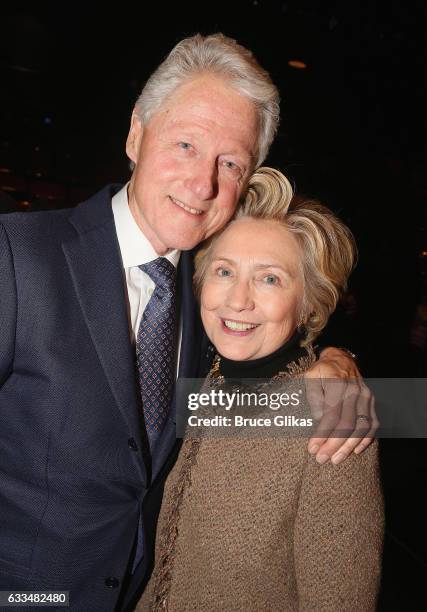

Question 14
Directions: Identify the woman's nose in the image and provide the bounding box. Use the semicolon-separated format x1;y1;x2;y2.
225;280;255;312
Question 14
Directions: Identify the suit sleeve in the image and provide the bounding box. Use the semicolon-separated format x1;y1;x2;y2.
0;222;17;385
293;441;384;612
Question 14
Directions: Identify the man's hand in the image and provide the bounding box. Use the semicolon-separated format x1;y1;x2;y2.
305;347;378;465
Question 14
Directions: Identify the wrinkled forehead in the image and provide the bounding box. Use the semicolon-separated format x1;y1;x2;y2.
158;73;253;114
210;218;303;269
150;75;259;160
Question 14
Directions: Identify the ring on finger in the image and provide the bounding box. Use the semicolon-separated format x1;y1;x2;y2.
356;414;371;424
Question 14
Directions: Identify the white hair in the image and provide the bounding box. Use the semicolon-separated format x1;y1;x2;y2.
134;33;280;167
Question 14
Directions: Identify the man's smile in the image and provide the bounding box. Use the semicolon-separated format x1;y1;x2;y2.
169;195;204;216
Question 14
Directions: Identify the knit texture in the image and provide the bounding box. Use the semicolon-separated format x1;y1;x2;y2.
137;354;384;611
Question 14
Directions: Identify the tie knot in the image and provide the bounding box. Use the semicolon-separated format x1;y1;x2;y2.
140;257;176;288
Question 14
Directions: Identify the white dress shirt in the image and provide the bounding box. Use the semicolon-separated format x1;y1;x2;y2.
112;184;182;374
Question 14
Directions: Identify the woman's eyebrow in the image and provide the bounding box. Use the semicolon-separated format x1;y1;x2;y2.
253;263;297;278
210;257;235;265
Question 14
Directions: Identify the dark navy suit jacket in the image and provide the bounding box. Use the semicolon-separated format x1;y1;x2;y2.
0;185;209;611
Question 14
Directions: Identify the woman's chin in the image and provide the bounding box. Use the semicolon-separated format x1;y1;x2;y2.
216;344;256;362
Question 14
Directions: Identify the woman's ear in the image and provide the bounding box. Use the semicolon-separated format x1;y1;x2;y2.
126;111;144;164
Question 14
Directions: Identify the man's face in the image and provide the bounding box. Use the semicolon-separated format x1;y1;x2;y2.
126;75;259;255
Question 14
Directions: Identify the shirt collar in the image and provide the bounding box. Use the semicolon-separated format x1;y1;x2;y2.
112;183;180;269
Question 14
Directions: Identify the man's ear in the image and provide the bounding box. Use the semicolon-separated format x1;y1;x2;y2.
126;111;144;164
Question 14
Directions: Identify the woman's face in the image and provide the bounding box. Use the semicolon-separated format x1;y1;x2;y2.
200;217;305;361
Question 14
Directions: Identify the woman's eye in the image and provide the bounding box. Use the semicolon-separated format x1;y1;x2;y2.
216;267;232;277
264;274;280;285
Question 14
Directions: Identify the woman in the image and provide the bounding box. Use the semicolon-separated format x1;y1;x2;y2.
137;168;384;611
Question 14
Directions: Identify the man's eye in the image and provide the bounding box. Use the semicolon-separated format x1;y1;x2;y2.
222;160;240;172
264;274;280;285
178;142;192;150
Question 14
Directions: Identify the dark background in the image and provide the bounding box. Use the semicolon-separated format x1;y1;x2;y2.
0;1;426;609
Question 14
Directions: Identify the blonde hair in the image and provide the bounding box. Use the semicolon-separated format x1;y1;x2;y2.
194;167;357;346
134;33;279;167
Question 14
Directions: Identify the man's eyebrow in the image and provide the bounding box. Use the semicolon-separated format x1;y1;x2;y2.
167;124;256;160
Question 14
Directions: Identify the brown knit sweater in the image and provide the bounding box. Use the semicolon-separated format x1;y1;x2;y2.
137;360;384;611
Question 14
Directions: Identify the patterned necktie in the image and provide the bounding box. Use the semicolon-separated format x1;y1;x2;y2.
136;257;177;448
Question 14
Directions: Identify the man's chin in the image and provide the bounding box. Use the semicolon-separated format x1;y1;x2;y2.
149;233;200;255
169;235;204;252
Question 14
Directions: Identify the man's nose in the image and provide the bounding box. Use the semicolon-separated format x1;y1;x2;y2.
225;279;255;312
185;160;218;200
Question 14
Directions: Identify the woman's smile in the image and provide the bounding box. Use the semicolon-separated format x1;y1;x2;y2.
221;318;260;335
201;217;304;361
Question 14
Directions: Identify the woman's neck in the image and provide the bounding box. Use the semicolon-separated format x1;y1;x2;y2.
218;331;306;379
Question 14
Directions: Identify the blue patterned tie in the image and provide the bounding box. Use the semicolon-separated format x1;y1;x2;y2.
136;257;177;448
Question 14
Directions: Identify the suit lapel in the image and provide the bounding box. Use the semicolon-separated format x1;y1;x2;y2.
62;186;145;480
177;250;205;380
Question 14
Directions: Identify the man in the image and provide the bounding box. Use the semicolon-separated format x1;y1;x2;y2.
0;34;375;611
